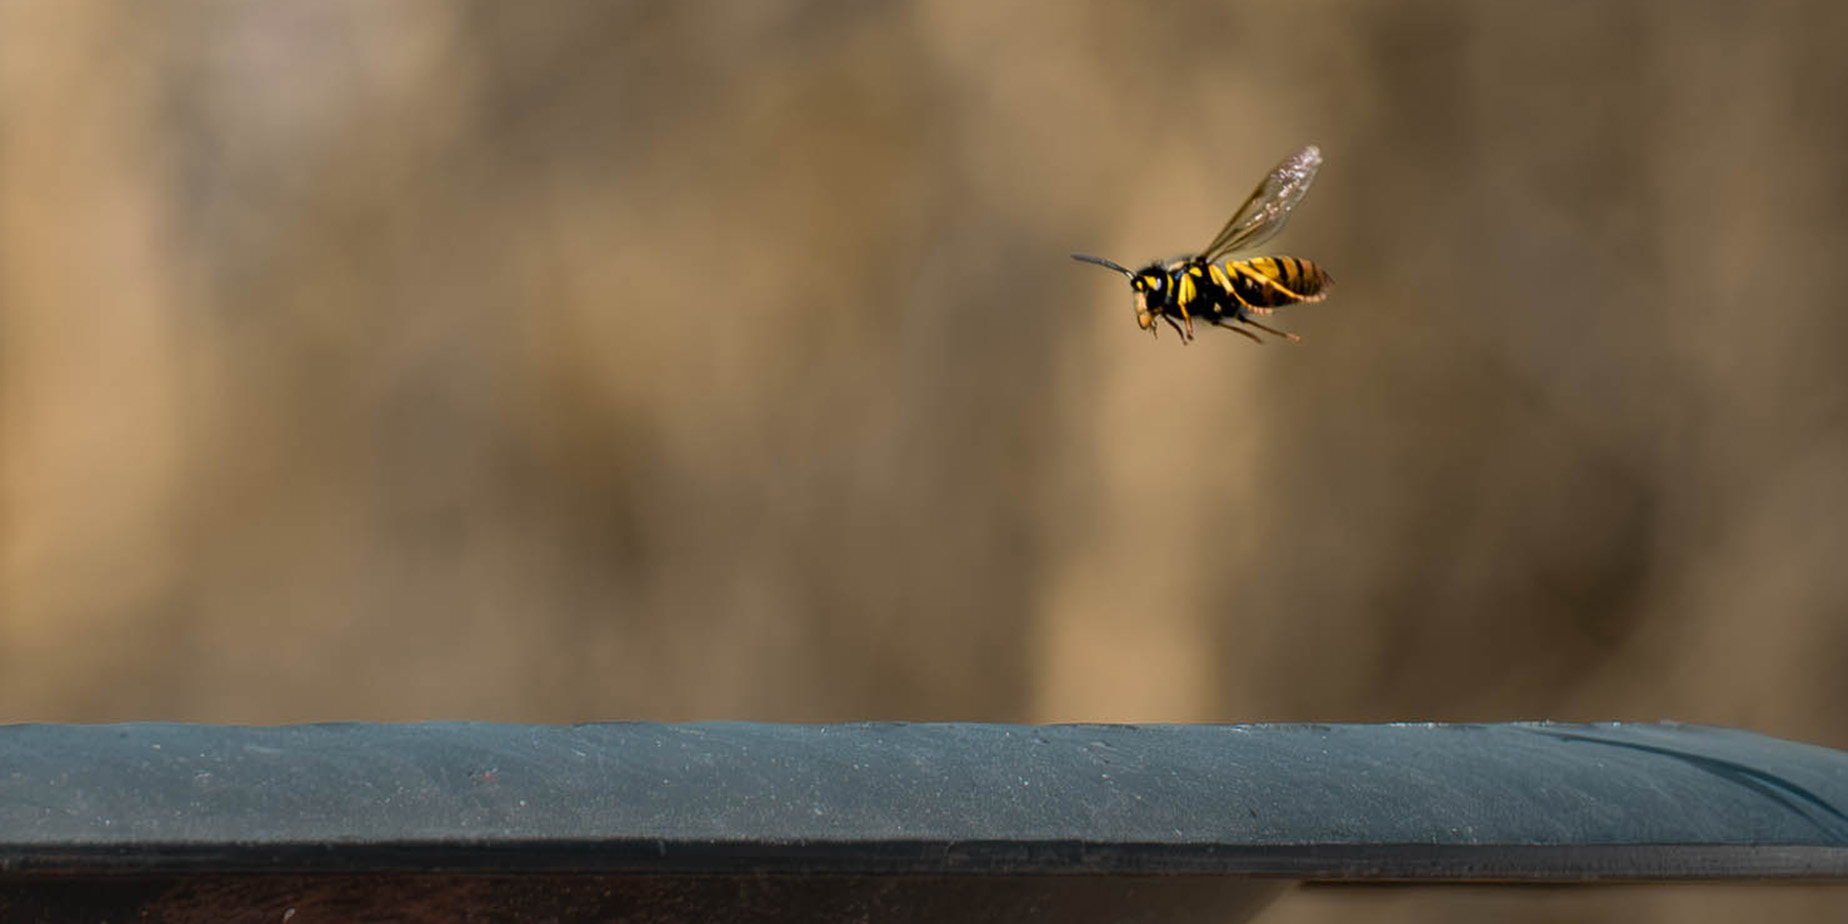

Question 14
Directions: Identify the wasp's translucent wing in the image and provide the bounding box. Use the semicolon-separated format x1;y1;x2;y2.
1198;145;1322;263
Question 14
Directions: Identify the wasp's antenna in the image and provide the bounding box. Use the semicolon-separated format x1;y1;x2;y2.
1070;253;1133;276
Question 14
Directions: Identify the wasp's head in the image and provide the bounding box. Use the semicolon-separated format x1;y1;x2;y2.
1072;253;1167;334
1127;267;1169;331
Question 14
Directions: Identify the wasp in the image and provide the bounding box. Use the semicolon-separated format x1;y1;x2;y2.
1073;145;1331;344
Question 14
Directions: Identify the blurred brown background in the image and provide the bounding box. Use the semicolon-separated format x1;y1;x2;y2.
4;1;1847;919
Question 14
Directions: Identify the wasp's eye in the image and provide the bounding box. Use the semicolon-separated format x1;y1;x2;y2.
1148;276;1163;290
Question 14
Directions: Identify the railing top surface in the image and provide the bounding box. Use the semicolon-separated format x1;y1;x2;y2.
3;721;1846;879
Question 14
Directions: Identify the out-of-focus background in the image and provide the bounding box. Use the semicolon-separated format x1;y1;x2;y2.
4;1;1847;919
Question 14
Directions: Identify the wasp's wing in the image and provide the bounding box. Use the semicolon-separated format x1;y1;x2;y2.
1198;145;1322;263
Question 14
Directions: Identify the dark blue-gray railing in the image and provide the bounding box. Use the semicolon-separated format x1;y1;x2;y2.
2;721;1845;921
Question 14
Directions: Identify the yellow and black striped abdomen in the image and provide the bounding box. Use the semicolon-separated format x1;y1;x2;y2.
1223;256;1331;310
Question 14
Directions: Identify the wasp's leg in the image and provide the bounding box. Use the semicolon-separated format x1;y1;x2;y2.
1166;293;1197;342
1161;314;1189;343
1242;318;1301;343
1214;269;1272;321
1212;289;1279;344
1209;318;1264;344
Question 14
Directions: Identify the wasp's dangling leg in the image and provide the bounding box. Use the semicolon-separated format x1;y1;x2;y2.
1216;272;1296;340
1210;318;1265;344
1161;314;1187;342
1242;318;1301;343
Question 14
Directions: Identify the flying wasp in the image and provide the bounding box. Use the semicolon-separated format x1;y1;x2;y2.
1073;145;1331;345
